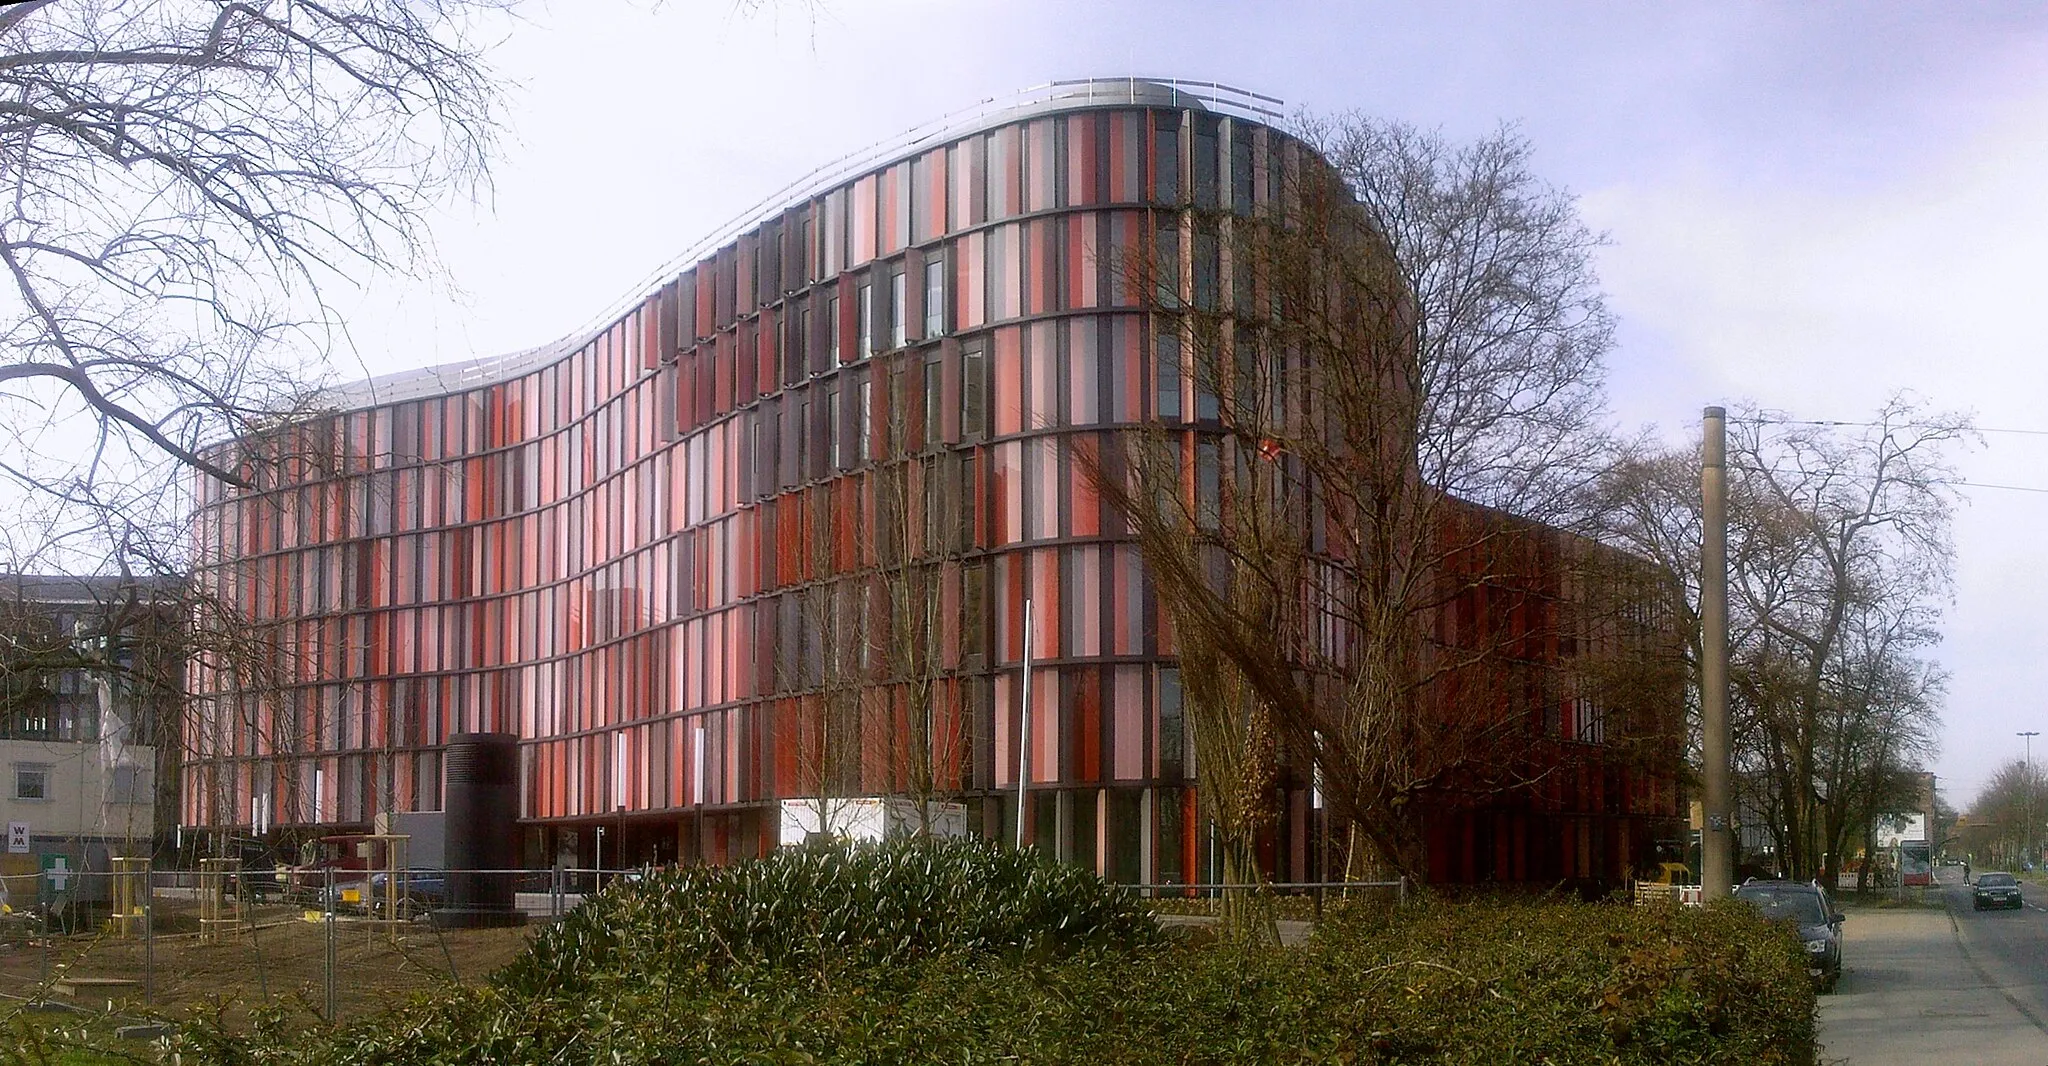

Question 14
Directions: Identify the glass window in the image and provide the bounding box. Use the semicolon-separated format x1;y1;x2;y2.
1153;224;1180;309
924;258;946;338
1195;438;1221;530
826;388;843;471
790;307;809;385
924;354;944;448
13;763;50;800
890;268;907;349
111;765;146;805
798;215;814;282
1231;125;1255;216
1195;332;1221;423
962;340;987;440
924;455;948;553
827;296;842;367
1155;327;1182;421
857;283;873;359
1158;669;1183;779
958;452;978;552
962;559;987;662
1152;111;1180;204
1192;114;1219;210
796;400;810;484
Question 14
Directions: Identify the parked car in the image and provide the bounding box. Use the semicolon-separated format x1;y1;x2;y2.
355;868;446;917
220;837;285;900
1734;879;1845;992
1972;872;2022;911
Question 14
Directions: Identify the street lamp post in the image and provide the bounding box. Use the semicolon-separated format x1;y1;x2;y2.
2023;732;2041;872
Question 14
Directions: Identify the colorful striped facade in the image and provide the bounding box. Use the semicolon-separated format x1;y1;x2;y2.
184;80;1681;885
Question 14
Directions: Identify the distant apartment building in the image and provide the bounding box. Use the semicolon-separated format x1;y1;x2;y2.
0;573;182;888
183;80;1683;886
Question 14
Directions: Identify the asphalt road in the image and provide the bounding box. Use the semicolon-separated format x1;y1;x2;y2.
1819;866;2048;1064
1940;866;2048;1032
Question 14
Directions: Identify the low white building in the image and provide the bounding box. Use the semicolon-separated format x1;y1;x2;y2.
0;574;177;903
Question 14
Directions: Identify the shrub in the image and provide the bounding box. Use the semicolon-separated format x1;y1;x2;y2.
166;853;1815;1066
1290;897;1817;1064
496;835;1159;996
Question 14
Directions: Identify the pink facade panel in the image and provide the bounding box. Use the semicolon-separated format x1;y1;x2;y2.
186;93;1502;884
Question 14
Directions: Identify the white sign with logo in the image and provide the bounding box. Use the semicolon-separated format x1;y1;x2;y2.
1873;813;1927;848
5;822;26;854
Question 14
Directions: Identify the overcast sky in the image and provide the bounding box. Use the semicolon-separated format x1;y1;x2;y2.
340;0;2048;810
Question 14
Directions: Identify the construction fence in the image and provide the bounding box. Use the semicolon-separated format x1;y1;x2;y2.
0;864;1414;1029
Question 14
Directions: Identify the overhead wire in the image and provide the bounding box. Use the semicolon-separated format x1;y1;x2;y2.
1729;416;2048;438
1717;418;2048;496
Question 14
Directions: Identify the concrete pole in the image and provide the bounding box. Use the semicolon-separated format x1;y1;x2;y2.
2022;731;2039;872
1701;406;1734;901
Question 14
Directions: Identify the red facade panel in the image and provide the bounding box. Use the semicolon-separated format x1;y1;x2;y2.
187;94;1677;887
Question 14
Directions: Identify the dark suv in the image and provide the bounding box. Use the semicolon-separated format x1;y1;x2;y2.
1734;879;1845;992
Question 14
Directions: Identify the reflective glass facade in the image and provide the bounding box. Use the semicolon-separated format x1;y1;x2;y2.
185;82;1680;883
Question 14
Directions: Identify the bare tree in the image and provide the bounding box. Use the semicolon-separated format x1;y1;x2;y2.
1969;761;2048;871
775;351;973;843
0;0;510;514
863;350;969;836
1089;117;1626;885
1593;397;1961;887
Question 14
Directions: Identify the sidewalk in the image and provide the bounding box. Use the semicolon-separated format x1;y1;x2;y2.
1819;906;2048;1065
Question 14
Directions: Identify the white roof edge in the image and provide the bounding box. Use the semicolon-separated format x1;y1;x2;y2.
324;77;1286;413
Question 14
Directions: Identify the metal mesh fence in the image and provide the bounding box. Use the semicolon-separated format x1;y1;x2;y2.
0;866;1404;1029
0;867;591;1026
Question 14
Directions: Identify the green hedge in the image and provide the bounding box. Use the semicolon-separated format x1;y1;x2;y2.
167;843;1815;1066
497;835;1159;997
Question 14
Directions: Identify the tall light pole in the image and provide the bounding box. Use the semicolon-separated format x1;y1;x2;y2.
2022;731;2040;871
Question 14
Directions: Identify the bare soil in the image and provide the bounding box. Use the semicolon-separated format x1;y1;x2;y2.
0;897;537;1029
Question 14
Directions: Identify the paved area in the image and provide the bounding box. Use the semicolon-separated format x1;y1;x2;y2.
1820;875;2048;1064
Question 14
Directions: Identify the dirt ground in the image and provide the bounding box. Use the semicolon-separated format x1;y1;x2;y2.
0;897;538;1028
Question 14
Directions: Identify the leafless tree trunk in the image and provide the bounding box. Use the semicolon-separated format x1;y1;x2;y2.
1091;117;1622;886
866;352;968;836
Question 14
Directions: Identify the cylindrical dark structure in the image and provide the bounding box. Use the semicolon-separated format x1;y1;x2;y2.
439;732;522;928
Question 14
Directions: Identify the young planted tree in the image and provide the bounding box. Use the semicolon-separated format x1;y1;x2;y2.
866;349;971;835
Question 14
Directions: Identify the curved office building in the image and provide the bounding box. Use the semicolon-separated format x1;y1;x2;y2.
185;79;1680;885
187;80;1308;880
